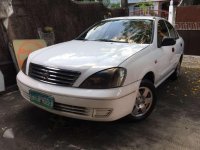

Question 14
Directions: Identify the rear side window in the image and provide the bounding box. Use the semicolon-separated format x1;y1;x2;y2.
165;21;178;39
157;20;169;47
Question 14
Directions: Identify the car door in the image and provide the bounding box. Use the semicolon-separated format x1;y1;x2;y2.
156;20;173;81
165;21;182;69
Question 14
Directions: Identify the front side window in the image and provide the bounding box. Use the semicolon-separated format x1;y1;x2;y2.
77;19;154;44
157;20;169;47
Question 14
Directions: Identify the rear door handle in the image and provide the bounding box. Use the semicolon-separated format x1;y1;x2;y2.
172;48;175;52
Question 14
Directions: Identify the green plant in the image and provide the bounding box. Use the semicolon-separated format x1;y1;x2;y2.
138;0;153;14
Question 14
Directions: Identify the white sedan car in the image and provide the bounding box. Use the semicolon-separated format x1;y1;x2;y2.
17;16;184;121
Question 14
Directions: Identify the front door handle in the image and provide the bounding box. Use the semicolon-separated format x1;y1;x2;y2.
172;48;175;52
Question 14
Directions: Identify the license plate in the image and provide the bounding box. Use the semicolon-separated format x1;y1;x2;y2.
29;90;54;109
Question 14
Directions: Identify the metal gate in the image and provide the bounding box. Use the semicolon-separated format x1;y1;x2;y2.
176;6;200;56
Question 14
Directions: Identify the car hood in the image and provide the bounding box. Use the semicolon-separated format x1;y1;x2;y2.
29;40;149;72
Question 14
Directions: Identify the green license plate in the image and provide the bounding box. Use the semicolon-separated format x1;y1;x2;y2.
29;90;54;109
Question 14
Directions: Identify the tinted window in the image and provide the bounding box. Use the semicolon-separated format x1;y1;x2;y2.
165;21;178;39
157;20;169;47
77;19;154;44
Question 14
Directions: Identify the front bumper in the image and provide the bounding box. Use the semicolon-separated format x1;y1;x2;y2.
17;71;140;121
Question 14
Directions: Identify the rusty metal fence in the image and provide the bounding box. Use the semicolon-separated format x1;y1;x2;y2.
129;10;169;19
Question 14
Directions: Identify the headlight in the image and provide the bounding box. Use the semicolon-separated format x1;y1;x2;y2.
80;67;126;89
21;58;28;74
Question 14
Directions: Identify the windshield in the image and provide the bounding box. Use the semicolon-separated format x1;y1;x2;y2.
77;19;154;44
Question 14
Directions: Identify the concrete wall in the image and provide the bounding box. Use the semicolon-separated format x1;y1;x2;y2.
7;0;126;43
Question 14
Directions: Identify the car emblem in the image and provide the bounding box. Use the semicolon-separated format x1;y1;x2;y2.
43;70;50;80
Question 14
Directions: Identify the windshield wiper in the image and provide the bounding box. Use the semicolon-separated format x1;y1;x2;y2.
94;39;116;42
77;38;127;43
94;39;127;43
76;38;88;41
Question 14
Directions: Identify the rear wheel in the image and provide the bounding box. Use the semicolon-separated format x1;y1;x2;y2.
170;61;181;80
127;80;157;121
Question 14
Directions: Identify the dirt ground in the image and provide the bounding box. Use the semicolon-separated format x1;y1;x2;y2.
0;56;200;150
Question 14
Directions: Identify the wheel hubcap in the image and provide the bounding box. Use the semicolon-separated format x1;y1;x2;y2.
131;87;153;117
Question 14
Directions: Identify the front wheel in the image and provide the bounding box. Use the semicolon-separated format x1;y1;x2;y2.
127;80;157;121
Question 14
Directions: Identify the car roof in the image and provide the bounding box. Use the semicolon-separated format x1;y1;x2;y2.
105;16;165;21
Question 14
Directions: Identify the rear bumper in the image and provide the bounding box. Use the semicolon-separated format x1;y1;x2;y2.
17;71;140;121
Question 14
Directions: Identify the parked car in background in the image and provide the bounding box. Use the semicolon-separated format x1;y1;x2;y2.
17;16;184;121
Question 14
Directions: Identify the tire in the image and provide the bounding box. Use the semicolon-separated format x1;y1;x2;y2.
170;60;181;81
127;80;157;121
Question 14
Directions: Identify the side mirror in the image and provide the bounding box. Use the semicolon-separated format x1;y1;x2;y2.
161;38;176;46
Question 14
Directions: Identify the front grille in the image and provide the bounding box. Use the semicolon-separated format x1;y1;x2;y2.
29;63;81;86
54;102;93;116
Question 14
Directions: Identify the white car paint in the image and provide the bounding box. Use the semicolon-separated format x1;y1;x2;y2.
27;40;149;87
17;16;184;121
